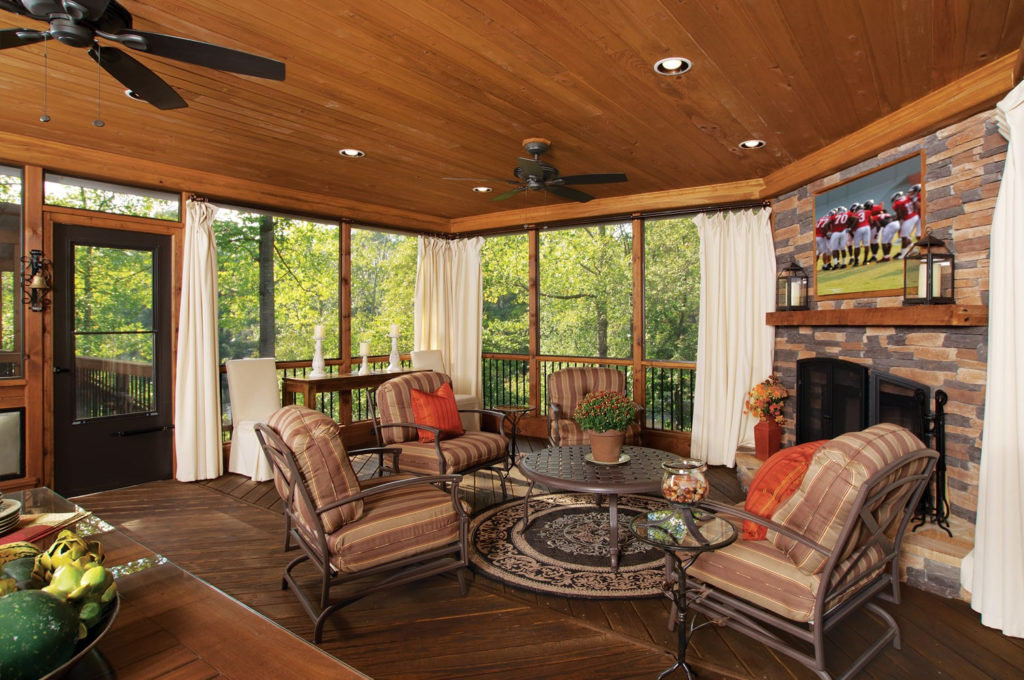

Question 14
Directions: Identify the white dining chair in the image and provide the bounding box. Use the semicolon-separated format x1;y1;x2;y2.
410;349;481;430
225;357;280;481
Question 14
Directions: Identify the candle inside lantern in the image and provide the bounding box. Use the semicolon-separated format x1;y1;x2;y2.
789;278;803;307
390;323;400;336
359;341;370;355
314;324;325;340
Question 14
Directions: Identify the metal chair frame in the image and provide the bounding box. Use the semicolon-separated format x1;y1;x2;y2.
683;448;938;680
256;423;470;643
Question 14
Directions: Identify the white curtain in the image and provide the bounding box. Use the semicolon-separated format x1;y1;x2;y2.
690;208;776;467
174;198;223;481
961;82;1024;638
413;236;484;400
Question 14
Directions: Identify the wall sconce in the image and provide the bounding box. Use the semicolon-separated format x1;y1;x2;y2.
776;260;809;311
903;234;954;305
22;249;51;312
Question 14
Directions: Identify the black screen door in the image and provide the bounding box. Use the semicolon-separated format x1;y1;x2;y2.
52;224;173;496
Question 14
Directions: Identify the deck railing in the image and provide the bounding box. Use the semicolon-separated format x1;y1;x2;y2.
220;354;695;437
75;356;154;420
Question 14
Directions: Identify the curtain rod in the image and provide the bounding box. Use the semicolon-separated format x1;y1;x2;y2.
455;199;772;238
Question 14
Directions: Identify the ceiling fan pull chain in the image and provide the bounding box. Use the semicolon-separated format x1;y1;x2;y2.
39;36;50;123
93;43;104;127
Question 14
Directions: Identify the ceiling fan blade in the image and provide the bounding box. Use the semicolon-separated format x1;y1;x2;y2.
117;30;285;80
0;1;31;17
516;156;545;179
546;185;594;203
89;45;187;109
493;187;527;202
0;28;46;49
63;0;110;21
556;172;628;185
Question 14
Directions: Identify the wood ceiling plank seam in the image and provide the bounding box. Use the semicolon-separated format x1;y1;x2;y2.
962;0;1016;72
927;1;972;90
812;0;888;131
856;0;914;115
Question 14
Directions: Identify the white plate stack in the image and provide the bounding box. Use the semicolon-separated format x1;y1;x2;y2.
0;497;22;536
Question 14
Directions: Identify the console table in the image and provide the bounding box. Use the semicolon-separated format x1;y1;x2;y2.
9;487;368;680
281;369;422;408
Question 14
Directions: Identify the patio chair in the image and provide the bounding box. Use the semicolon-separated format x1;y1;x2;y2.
369;371;509;496
225;357;279;481
682;423;939;680
255;405;469;643
547;366;642;446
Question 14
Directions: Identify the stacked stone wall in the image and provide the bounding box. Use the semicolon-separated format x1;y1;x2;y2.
770;110;1005;597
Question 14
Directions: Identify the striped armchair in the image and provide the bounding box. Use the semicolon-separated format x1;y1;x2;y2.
547;366;642;446
370;371;510;497
683;423;938;679
255;405;469;643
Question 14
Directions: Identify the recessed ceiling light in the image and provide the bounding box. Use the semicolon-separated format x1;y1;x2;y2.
472;186;493;193
338;148;365;158
738;139;766;149
653;57;692;76
124;89;145;101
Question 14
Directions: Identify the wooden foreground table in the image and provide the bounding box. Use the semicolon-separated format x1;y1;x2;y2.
10;488;369;680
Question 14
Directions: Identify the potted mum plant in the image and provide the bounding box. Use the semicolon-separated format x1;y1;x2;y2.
743;375;789;460
574;390;639;463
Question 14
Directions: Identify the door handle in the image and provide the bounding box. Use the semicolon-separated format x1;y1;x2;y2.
53;366;70;374
112;425;175;437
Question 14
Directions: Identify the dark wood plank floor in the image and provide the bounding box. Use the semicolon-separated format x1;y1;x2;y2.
71;437;1024;680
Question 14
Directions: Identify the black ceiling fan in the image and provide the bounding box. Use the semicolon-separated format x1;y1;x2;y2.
0;0;285;110
446;138;628;203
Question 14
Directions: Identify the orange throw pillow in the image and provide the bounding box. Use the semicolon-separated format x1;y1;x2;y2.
410;382;465;443
743;440;826;540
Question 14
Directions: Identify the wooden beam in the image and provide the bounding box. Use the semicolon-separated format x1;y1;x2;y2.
448;179;766;234
0;131;449;233
766;305;988;327
761;53;1018;199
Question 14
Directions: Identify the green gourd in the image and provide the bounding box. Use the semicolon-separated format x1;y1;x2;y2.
0;590;80;680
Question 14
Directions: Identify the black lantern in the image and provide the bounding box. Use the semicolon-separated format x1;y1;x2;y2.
776;260;809;311
21;249;51;312
902;234;954;305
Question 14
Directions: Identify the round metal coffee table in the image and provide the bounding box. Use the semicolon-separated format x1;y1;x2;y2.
517;445;675;570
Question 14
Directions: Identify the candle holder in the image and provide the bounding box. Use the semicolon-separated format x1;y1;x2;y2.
386;332;402;372
310;337;327;378
359;352;370;375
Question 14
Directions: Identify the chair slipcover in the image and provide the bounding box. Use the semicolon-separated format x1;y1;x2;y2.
225;357;279;481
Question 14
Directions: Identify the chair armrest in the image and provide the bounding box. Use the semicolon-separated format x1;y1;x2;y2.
376;421;441;436
698;499;831;556
315;474;466;516
348;445;403;458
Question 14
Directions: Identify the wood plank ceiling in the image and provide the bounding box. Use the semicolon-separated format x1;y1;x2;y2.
1;0;1022;228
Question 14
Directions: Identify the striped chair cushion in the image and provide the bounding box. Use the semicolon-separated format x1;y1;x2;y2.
548;367;627;422
267;405;363;531
376;372;449;445
388;431;508;475
327;479;461;573
768;423;925;575
688;537;887;622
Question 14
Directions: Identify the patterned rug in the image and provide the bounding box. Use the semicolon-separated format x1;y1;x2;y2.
468;492;668;599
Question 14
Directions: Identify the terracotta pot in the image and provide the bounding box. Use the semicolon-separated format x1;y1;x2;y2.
587;430;625;462
754;420;781;461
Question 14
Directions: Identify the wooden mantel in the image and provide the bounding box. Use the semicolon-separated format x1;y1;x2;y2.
766;305;988;327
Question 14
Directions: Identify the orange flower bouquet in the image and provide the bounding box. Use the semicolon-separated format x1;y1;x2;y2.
744;375;788;425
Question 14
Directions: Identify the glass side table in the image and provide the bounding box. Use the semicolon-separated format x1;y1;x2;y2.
629;504;737;680
492;404;535;470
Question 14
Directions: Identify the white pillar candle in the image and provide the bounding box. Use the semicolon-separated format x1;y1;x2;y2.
390;323;400;336
359;341;370;355
789;278;803;307
917;262;927;298
314;324;325;340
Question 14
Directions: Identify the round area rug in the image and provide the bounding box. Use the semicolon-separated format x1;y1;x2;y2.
469;492;668;599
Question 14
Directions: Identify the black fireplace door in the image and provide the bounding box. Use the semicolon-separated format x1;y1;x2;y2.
796;359;869;444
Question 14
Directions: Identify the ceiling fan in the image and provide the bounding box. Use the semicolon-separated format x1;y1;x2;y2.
446;138;628;203
0;0;285;110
